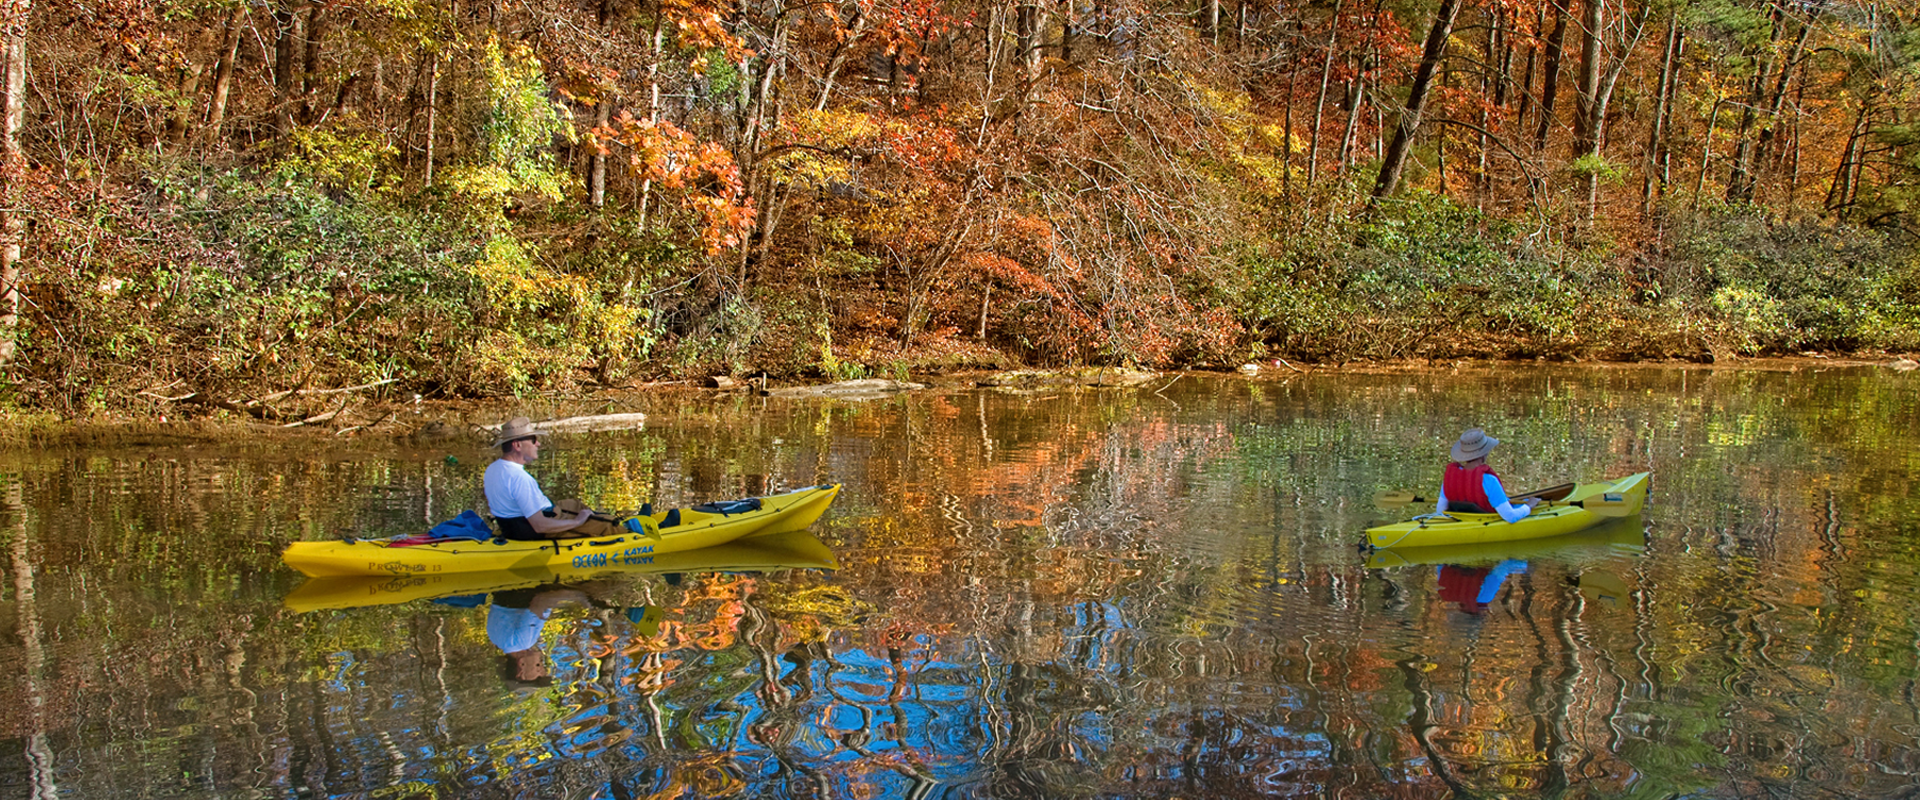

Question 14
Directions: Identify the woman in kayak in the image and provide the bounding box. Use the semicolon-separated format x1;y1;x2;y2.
1438;428;1541;523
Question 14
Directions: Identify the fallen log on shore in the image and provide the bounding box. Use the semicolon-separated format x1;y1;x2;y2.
476;412;650;435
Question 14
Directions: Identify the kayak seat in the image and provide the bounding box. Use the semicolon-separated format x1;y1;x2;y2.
660;509;681;529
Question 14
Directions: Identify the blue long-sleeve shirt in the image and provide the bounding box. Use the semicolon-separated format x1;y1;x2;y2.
1437;473;1533;523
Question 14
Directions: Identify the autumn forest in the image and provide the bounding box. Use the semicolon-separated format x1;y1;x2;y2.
0;0;1916;412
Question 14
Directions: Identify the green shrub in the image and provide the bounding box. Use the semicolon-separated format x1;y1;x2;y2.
1234;192;1613;360
1659;207;1908;352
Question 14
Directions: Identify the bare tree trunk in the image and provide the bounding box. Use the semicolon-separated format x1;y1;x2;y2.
1283;43;1296;197
1533;0;1567;152
590;97;611;207
638;16;664;229
165;59;208;144
1751;19;1809;195
1307;0;1342;185
205;5;246;142
371;55;385;107
1692;98;1722;209
1372;0;1461;200
1570;0;1603;159
1573;0;1648;220
1491;8;1511;110
1017;0;1042;90
1060;0;1076;62
1786;66;1805;202
1641;16;1681;213
1726;5;1785;203
1480;9;1501;202
1515;2;1542;135
1339;69;1363;171
740;3;788;287
815;7;867;111
1202;0;1220;43
301;5;329;124
0;0;27;367
1826;101;1870;212
423;51;439;188
272;1;304;135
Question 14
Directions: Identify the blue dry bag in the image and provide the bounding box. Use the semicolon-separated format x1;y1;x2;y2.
427;510;495;541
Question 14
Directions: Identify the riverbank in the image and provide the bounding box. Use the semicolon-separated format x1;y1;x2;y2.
6;355;1913;450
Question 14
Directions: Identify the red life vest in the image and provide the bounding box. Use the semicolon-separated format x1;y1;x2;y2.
1443;462;1499;513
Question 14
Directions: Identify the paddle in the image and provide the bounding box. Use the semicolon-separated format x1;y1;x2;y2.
1515;483;1576;503
1373;489;1432;507
1373;482;1632;515
1374;483;1567;507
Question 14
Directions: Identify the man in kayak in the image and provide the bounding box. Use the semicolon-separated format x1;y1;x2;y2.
1437;428;1541;523
485;416;598;539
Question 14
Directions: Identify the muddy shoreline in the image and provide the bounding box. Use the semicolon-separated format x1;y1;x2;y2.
5;355;1912;450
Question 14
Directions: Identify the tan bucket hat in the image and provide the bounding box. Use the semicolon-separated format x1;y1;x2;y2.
1450;428;1499;462
492;416;539;447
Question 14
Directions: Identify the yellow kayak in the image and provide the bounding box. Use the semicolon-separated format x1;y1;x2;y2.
283;530;839;612
1364;513;1645;569
281;484;841;577
1364;473;1649;550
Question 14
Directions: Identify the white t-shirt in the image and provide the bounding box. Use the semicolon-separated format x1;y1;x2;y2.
484;459;552;519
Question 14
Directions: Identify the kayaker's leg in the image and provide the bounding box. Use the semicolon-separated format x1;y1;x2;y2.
551;498;618;537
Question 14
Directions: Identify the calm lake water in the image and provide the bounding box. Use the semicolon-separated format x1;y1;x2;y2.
2;366;1918;798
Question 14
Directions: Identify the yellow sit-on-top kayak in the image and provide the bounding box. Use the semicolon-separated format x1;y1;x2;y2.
283;530;839;612
281;484;841;578
1363;473;1649;550
1363;513;1645;569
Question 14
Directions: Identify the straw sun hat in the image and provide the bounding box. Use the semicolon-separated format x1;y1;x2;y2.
492;416;539;448
1450;428;1499;462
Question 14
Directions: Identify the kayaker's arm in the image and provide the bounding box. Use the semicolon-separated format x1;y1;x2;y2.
1481;474;1541;523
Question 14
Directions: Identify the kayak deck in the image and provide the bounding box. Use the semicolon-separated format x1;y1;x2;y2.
282;484;841;577
1363;473;1649;550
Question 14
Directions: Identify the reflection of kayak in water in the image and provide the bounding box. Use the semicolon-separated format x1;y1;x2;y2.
281;484;841;577
283;530;838;612
1364;514;1645;569
1577;568;1632;609
1364;473;1649;550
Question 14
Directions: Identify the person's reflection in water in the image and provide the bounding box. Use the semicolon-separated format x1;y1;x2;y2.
1435;559;1527;616
489;583;609;689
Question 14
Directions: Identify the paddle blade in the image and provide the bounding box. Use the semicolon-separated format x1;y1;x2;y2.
1373;489;1429;507
1515;482;1577;503
1574;492;1638;517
